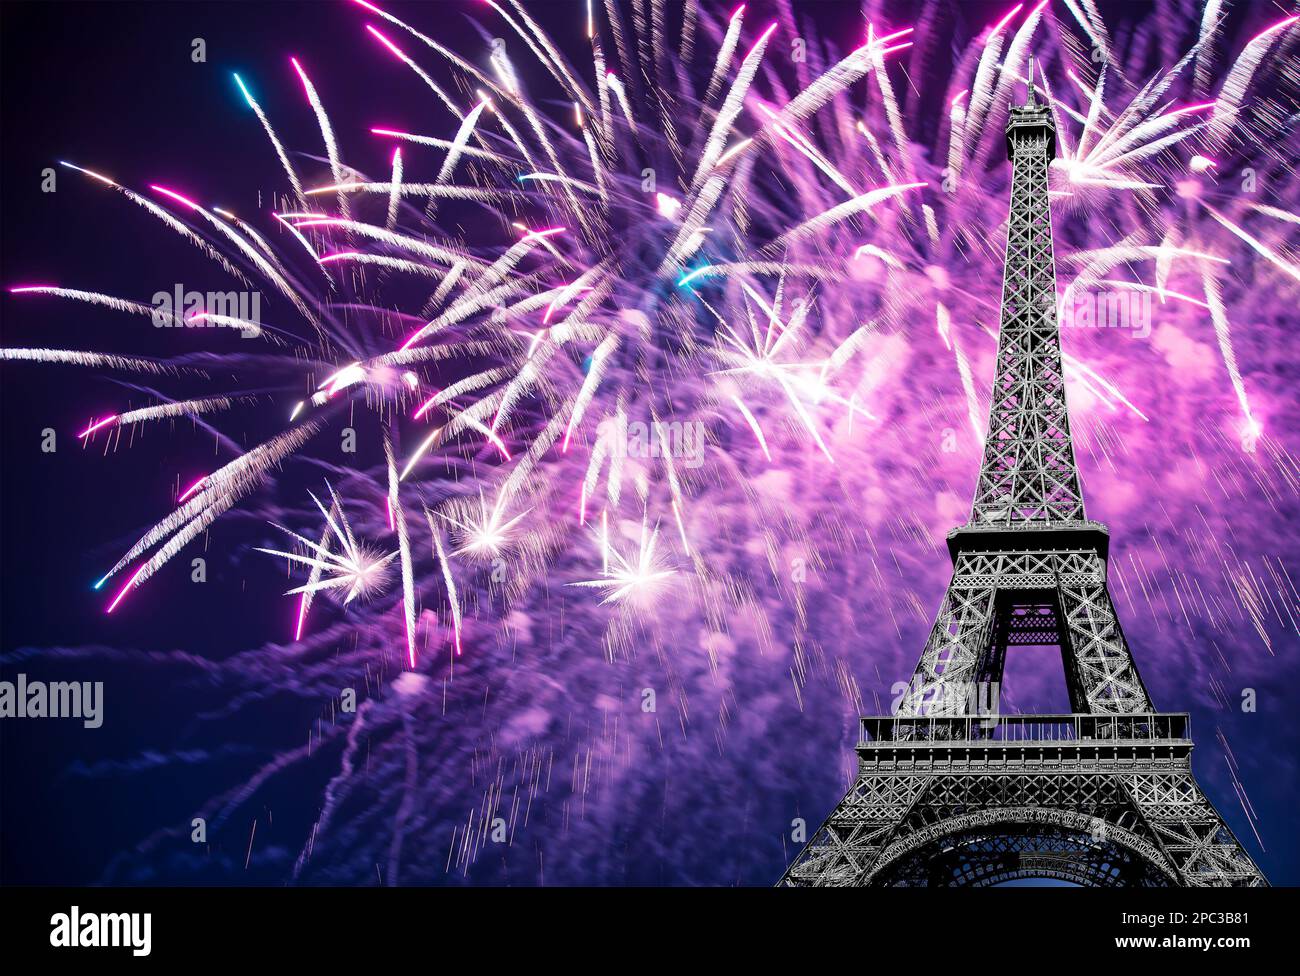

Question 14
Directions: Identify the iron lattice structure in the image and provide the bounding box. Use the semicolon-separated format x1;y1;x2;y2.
780;71;1266;888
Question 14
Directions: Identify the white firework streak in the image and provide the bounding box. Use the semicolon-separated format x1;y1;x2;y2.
148;184;318;326
1202;272;1259;435
427;513;463;656
294;505;337;642
306;181;513;204
1248;203;1300;226
1202;204;1300;285
491;2;594;117
774;182;928;247
370;127;513;165
290;57;350;220
691;21;777;187
701;4;744;106
55;162;252;286
385;433;418;667
233;73;305;205
938;303;986;443
319;253;442;278
287;216;480;270
7;285;183;325
385;148;403;230
1207;14;1298;146
1194;0;1226;94
562;332;620;450
363;25;465;120
0;348;176;374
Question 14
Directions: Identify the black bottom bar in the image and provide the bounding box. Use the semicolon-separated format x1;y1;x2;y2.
2;885;1294;963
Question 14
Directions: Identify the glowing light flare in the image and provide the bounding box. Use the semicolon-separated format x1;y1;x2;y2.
439;494;530;560
714;137;754;168
518;225;567;243
365;23;407;59
58;160;117;186
293;593;310;642
178;477;207;503
1164;102;1216;118
677;265;712;288
77;415;118;440
399;427;443;480
1246;14;1298;47
105;565;147;615
656;193;683;219
319;362;366;396
148;185;202;211
232;72;257;109
989;3;1024;39
731;396;772;462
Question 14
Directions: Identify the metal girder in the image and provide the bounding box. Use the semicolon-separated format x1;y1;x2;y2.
970;115;1083;527
779;716;1266;887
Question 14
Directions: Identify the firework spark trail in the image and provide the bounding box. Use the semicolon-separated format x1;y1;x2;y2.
385;148;403;230
1202;272;1259;439
289;216;485;269
4;0;1297;884
78;396;244;440
428;513;463;657
97;423;321;593
313;179;512;202
295;508;337;642
385;433;419;667
1207;14;1299;146
149;184;320;326
290;57;351;220
233;73;306;205
7;285;182;324
55;162;254;286
0;348;177;374
1202;204;1300;285
320;252;438;277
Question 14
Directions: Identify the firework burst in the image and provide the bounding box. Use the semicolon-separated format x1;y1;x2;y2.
5;0;1298;884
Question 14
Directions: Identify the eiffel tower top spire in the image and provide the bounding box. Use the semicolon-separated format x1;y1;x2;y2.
961;53;1082;535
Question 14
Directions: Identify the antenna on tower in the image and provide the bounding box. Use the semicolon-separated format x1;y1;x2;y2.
1026;55;1037;106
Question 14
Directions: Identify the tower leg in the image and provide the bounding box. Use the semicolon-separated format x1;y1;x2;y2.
1057;554;1153;714
897;558;997;716
1121;770;1267;886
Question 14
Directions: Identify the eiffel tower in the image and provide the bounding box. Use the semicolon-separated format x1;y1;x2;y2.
779;62;1266;888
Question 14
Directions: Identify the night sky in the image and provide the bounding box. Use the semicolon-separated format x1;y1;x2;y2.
2;0;1297;886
